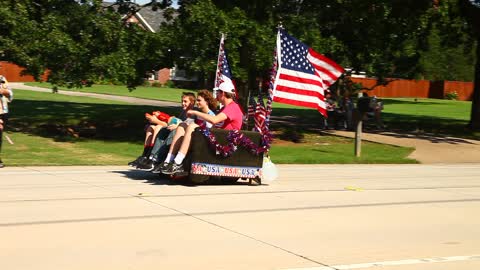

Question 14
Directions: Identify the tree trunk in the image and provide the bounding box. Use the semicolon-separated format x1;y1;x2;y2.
237;36;256;112
459;0;480;130
468;35;480;130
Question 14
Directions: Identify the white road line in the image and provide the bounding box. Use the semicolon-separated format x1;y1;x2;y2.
283;255;480;270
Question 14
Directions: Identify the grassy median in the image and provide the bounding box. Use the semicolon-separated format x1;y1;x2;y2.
2;89;417;165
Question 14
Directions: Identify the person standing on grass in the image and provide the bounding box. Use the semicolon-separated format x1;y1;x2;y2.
128;92;195;170
159;90;217;174
162;82;243;175
0;75;13;168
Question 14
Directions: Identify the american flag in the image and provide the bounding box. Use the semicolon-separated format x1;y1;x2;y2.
254;94;267;134
272;29;344;117
248;95;256;119
214;34;236;96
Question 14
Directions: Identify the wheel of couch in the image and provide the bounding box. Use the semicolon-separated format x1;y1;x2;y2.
189;174;210;184
221;177;239;184
248;177;262;185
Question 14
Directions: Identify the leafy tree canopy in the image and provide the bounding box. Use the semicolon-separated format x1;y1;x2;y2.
0;0;172;88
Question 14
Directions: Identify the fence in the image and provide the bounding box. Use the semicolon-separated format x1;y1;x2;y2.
1;61;475;100
0;61;48;82
351;77;474;101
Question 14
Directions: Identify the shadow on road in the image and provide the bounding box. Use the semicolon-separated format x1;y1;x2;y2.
113;169;255;187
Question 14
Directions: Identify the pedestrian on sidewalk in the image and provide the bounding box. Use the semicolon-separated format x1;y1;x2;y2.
0;75;13;168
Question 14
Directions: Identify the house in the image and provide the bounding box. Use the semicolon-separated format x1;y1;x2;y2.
116;2;198;85
2;2;195;85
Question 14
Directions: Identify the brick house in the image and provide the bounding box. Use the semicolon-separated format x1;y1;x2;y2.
122;4;197;85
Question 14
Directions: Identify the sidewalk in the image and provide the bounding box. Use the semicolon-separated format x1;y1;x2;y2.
9;82;179;107
325;130;480;164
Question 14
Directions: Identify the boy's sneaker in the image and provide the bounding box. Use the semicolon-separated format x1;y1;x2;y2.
162;162;185;175
0;161;4;168
171;163;186;175
128;156;144;167
153;162;169;174
136;159;154;171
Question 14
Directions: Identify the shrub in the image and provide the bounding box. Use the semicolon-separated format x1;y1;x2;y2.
151;81;163;87
163;80;176;88
445;91;459;100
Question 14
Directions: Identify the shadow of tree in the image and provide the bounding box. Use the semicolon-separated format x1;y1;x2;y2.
377;131;476;145
9;99;179;142
7;98;479;145
113;170;254;186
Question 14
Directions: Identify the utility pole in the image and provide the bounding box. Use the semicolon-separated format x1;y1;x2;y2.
354;113;364;157
356;92;370;157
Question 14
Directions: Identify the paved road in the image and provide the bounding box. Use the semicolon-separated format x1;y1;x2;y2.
1;164;479;270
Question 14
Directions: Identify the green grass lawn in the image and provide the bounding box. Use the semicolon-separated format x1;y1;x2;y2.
381;98;478;139
383;98;470;120
4;132;139;166
270;134;416;164
2;89;416;165
25;82;196;103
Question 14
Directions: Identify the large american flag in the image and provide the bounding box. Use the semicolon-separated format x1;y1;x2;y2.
273;29;344;117
214;34;236;96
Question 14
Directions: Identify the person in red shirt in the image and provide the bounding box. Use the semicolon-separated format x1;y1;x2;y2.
190;82;243;130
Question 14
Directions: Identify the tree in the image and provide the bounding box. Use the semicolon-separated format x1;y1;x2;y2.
0;0;172;88
428;0;480;130
418;24;475;81
160;0;438;105
458;0;480;130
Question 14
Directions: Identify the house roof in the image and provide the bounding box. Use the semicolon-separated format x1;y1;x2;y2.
138;8;177;32
102;1;177;32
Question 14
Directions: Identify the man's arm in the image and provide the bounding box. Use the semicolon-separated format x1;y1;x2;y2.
0;87;12;100
188;110;227;125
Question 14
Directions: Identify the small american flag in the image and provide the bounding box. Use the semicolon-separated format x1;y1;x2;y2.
248;95;256;119
254;94;267;134
214;34;236;95
273;29;344;117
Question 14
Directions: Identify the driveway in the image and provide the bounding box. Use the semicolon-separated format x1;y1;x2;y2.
326;130;480;164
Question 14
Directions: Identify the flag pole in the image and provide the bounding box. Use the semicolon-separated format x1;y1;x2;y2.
246;89;251;130
264;27;280;134
213;33;225;98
